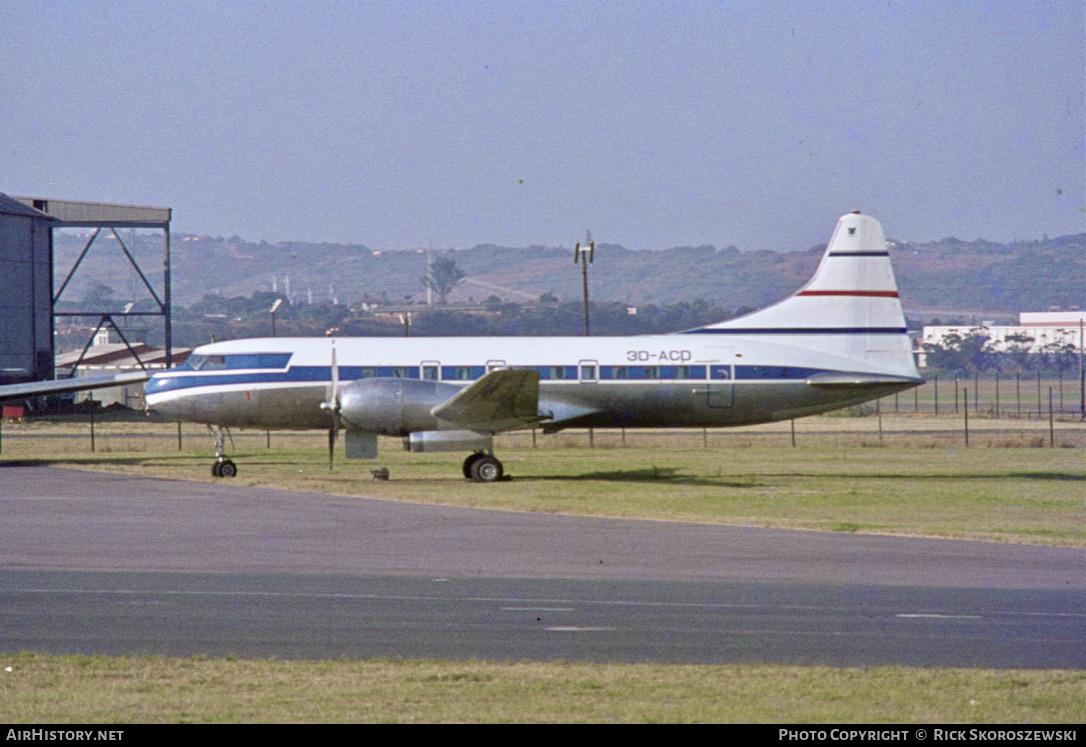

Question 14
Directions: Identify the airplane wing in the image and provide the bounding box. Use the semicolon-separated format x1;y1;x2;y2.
430;368;542;432
0;371;151;402
806;372;925;388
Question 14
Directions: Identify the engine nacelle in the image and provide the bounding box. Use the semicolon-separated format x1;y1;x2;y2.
338;378;457;436
404;430;493;453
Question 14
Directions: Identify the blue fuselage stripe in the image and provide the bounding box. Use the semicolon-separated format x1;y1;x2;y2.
681;327;907;335
147;364;875;395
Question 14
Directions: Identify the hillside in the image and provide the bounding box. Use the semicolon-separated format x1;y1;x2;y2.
52;229;1085;322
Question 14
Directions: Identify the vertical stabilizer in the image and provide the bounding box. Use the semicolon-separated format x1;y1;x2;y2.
685;212;918;377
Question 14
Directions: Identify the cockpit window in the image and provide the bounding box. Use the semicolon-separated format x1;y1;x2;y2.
179;354;205;371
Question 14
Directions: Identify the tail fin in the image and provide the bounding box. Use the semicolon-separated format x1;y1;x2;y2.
685;211;919;377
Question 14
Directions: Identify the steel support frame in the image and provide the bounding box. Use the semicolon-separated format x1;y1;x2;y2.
51;222;172;376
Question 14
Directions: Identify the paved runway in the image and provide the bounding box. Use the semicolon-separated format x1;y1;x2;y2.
1;466;1082;667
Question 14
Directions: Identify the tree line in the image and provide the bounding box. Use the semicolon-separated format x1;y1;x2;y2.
922;328;1082;376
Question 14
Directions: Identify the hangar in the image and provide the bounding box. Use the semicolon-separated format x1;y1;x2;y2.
0;193;173;395
0;195;57;386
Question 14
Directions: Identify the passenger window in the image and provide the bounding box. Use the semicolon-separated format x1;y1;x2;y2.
423;366;438;380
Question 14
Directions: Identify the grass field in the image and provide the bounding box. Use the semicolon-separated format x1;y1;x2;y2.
1;654;1083;724
1;410;1083;722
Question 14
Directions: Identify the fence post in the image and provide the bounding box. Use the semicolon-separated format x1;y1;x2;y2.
963;387;969;447
1049;388;1055;447
89;397;96;453
877;398;883;446
1016;373;1021;418
1036;371;1042;420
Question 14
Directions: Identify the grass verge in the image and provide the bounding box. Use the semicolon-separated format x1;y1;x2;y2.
1;653;1082;723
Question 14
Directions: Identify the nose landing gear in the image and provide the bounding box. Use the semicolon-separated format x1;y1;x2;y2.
208;425;237;478
212;457;237;478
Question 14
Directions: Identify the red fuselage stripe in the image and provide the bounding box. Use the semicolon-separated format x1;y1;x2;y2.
797;290;899;298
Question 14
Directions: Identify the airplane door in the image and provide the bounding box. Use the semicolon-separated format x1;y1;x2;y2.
707;366;734;408
706;347;734;408
486;359;507;372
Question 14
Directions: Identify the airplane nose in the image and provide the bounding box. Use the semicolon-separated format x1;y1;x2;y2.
144;375;181;416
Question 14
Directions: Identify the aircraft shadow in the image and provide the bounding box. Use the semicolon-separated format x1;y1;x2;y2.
513;467;755;487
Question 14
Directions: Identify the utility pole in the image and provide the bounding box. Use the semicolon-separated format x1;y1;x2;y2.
426;239;433;306
574;230;594;336
269;298;283;337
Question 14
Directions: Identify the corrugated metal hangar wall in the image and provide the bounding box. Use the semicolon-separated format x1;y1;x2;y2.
0;195;55;385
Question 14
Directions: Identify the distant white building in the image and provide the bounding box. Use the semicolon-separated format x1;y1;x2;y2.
919;312;1084;368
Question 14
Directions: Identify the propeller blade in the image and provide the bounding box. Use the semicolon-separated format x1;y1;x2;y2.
320;339;341;471
330;339;339;402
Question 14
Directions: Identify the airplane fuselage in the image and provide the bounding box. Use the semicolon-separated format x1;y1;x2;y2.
145;332;919;433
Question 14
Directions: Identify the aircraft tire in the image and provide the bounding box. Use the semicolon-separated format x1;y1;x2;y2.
462;453;480;479
211;461;221;477
217;459;238;478
470;455;502;483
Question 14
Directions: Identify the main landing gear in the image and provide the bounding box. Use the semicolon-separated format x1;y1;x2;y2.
208;425;237;478
462;451;504;483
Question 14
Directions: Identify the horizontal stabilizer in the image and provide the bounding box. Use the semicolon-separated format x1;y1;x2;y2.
807;372;925;388
431;368;541;432
0;371;151;402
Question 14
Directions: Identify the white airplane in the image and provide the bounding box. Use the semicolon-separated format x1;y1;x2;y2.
138;211;923;481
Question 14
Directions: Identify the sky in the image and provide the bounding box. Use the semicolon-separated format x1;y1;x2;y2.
2;1;1083;253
